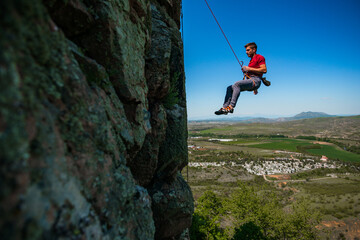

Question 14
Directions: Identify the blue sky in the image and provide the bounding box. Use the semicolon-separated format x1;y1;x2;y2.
182;0;360;120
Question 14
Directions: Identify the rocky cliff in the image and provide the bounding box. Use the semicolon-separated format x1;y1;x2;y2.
0;0;193;239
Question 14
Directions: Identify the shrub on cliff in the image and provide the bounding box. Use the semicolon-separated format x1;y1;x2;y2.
163;72;180;109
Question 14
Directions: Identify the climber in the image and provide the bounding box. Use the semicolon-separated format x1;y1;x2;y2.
215;42;270;115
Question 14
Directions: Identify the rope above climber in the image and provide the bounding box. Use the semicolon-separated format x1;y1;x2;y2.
203;0;271;115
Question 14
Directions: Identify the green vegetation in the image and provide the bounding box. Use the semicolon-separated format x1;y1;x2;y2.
190;132;288;139
197;138;360;162
332;141;360;154
192;136;360;162
307;145;360;162
301;182;360;196
189;116;360;151
190;191;226;239
290;178;360;220
190;150;255;163
296;136;317;140
246;138;311;152
187;118;360;238
291;167;358;180
190;183;321;239
163;72;180;109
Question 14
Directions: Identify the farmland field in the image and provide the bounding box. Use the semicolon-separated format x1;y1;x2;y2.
246;138;313;152
307;145;360;162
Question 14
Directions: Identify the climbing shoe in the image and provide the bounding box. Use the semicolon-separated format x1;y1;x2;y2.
214;106;234;115
215;108;228;115
261;77;271;86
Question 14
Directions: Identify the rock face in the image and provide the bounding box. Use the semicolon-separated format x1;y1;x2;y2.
0;0;193;239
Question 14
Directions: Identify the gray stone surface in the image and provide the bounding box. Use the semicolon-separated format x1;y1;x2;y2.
0;0;193;239
149;172;194;239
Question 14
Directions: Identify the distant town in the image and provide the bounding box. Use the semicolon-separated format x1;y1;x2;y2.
188;142;341;175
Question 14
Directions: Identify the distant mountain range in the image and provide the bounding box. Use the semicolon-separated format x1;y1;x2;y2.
293;111;335;119
277;111;336;122
189;111;338;123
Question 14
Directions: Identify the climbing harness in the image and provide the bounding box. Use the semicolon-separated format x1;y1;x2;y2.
204;0;258;95
239;62;257;94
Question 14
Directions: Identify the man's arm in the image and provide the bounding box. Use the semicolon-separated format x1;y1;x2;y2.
243;64;267;74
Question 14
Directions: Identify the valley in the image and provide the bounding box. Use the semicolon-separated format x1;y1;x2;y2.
185;115;360;239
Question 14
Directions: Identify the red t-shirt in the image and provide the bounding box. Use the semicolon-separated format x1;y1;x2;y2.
248;54;265;77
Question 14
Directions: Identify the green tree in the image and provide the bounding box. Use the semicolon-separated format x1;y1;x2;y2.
191;183;322;239
283;198;322;239
190;190;227;240
232;221;265;240
190;213;207;240
225;183;321;239
227;183;283;239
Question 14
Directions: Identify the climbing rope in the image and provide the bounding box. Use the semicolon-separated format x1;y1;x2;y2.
204;0;243;68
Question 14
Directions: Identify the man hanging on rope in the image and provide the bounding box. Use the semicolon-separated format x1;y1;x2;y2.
215;42;270;115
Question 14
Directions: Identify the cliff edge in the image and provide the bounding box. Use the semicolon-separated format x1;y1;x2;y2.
0;0;193;239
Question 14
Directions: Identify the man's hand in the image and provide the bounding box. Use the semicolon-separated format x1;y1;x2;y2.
242;64;267;74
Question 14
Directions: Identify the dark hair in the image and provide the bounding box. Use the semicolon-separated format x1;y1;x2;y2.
244;42;257;50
